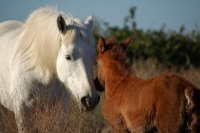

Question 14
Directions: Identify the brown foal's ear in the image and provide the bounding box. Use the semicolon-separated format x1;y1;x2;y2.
121;37;132;50
97;36;106;53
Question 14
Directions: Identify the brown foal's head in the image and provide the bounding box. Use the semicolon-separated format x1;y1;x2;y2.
95;36;131;90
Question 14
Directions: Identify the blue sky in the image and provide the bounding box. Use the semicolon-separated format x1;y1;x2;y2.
0;0;200;32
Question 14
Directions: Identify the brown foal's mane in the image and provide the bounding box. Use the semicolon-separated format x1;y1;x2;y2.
106;38;133;75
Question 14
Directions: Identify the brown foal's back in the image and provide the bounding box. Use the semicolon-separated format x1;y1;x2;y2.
96;37;200;133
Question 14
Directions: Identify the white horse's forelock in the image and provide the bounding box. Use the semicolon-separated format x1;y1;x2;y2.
13;6;94;75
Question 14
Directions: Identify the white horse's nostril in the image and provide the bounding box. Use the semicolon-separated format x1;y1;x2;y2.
81;96;90;107
80;95;100;111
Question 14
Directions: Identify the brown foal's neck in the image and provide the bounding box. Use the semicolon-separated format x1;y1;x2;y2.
104;60;131;96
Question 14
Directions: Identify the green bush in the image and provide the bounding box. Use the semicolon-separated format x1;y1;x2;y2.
93;6;200;69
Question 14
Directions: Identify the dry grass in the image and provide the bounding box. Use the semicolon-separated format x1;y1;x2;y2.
181;67;200;88
132;58;200;88
0;91;106;133
1;59;200;133
0;80;107;133
0;104;17;133
132;58;168;79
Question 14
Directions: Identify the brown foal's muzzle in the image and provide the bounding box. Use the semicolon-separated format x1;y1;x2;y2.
94;77;105;92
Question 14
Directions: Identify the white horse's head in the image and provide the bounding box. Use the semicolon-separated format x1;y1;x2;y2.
56;15;99;111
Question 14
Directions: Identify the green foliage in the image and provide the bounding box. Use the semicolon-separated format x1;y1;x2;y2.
94;6;200;69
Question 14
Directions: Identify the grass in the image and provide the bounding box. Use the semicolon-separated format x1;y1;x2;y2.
0;86;107;133
1;59;200;133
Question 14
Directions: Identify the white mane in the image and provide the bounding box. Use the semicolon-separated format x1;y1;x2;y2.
13;7;94;74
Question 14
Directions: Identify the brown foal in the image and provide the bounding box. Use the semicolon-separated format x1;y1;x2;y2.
96;37;200;133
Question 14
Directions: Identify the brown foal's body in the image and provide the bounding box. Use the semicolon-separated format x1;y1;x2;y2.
96;37;200;133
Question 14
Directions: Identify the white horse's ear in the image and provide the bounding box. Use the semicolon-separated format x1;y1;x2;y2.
85;16;93;30
57;15;66;34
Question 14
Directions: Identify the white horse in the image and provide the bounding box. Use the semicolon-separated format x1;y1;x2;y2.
0;7;100;132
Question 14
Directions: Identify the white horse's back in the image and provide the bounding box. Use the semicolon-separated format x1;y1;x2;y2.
0;20;23;35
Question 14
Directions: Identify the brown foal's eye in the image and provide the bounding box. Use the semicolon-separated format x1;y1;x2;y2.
65;55;71;60
95;59;98;66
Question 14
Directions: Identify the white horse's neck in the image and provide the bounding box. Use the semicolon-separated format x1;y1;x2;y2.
32;65;54;85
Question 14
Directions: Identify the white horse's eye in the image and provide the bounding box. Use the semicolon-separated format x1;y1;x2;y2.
65;55;71;60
